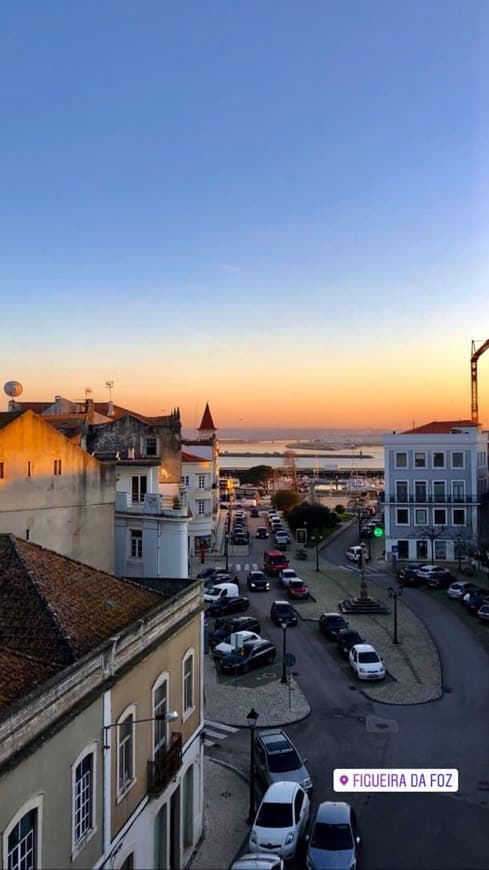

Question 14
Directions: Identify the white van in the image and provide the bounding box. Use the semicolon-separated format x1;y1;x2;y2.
346;545;369;563
204;582;240;604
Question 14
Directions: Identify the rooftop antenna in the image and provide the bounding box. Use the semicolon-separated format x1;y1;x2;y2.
106;380;114;402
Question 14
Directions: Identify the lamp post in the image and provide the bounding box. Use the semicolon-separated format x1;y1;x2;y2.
280;620;288;684
457;536;462;572
387;585;402;644
313;534;323;572
225;533;229;573
247;708;259;823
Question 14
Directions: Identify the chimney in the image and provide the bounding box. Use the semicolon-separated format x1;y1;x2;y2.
107;400;114;417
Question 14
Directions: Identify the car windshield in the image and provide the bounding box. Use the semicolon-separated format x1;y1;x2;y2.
276;606;292;615
311;822;353;850
256;801;293;828
268;749;301;772
358;651;380;663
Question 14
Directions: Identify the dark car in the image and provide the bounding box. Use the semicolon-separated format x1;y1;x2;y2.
219;639;277;674
336;628;364;657
256;527;269;539
287;579;310;600
397;563;423;586
247;570;271;592
206;596;250;618
208;615;261;649
250;507;260;517
465;589;489;613
425;569;456;589
232;533;249;546
270;600;298;626
319;613;349;640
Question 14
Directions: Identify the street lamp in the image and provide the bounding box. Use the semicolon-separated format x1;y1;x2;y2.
225;532;229;572
387;585;402;644
457;536;462;572
313;534;324;572
280;620;288;684
246;707;259;823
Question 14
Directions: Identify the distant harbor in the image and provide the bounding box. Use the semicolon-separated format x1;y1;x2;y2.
220;451;374;460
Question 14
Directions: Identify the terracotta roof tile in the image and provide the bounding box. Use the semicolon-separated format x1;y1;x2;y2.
0;648;59;710
181;450;210;463
401;419;478;434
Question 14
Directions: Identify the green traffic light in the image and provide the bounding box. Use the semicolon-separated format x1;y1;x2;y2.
373;526;384;538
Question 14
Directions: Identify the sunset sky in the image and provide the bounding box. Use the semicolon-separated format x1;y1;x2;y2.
1;1;489;431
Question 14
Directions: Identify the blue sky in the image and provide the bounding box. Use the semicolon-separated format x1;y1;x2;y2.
1;1;489;428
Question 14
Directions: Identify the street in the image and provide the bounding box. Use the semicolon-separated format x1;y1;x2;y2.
211;510;489;869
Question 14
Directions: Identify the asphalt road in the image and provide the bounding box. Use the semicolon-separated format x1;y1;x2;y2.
217;512;489;870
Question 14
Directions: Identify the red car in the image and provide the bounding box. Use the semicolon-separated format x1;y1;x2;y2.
287;578;310;600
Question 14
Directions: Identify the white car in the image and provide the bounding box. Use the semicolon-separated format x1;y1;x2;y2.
447;581;477;600
212;630;262;658
349;644;385;680
345;545;369;563
231;854;283;870
249;781;310;860
279;568;298;588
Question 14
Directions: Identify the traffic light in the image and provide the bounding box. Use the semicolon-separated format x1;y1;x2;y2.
373;525;384;538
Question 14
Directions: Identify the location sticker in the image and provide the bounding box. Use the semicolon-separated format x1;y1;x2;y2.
334;768;459;793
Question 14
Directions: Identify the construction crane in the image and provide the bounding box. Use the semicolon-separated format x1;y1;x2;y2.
471;339;489;423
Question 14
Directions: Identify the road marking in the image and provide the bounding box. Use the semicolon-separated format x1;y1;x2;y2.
205;720;240;733
203;719;240;747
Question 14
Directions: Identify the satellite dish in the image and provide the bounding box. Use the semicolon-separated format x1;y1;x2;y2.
4;381;23;398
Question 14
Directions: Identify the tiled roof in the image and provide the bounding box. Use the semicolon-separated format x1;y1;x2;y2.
0;535;164;666
198;402;216;431
182;450;210;463
0;648;59;709
401;420;478;434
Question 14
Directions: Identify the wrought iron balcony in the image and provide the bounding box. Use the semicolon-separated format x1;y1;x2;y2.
147;732;183;797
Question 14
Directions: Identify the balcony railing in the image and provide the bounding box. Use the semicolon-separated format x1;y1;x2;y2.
386;494;477;505
147;732;183;797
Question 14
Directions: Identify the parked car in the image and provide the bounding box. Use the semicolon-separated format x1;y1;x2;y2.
250;507;260;518
231;854;283;870
247;571;271;592
213;630;263;661
270;600;298;626
255;729;312;793
232;532;249;546
447;581;479;600
349;644;385;680
197;565;226;580
306;801;360;870
256;527;270;539
206;595;250;617
319;613;349;640
279;568;298;588
287;579;310;600
465;590;489;613
208;615;261;649
249;781;310;860
275;534;289;551
397;563;423;586
219;639;277;674
477;604;489;622
336;628;364;657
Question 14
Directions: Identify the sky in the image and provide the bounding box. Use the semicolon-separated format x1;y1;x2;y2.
1;1;489;431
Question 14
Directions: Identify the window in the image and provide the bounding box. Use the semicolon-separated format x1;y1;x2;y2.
396;509;409;525
181;475;190;487
146;437;157;456
183;651;194;717
198;474;206;490
415;481;427;502
27;461;32;478
395;452;407;468
415;509;428;525
414;452;426;468
183;766;194;848
117;708;135;797
153;674;168;755
131;475;147;503
197;500;205;516
0;461;4;479
453;509;466;526
4;798;42;870
130;530;143;558
433;452;445;468
396;481;408;501
72;746;96;854
451;452;464;468
434;508;446;526
434;540;447;559
53;459;62;475
452;481;465;502
433;481;446;502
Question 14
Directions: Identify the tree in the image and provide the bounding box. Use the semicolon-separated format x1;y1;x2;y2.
239;465;274;489
335;504;346;515
272;489;300;513
287;502;339;537
417;525;447;562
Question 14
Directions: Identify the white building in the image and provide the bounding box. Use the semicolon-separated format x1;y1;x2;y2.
182;403;220;558
383;420;489;563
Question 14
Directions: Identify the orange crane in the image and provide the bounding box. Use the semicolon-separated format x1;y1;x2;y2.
471;339;489;423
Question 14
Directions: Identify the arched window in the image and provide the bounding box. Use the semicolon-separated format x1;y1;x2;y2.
71;742;98;857
152;672;169;757
182;649;195;720
3;796;43;870
116;704;136;799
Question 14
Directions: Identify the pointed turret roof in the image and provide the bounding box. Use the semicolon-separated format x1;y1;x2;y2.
197;402;216;432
